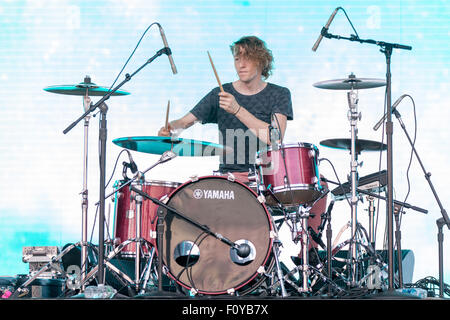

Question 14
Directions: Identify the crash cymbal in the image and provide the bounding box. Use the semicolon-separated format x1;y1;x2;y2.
44;76;130;96
113;136;229;157
320;138;387;154
313;73;386;90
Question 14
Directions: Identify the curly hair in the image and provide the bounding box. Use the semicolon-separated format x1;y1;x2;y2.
230;36;274;80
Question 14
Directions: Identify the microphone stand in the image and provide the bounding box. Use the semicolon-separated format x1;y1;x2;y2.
322;28;412;290
392;108;450;296
63;47;173;285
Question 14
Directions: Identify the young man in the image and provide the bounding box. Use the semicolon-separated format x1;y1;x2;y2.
158;36;292;181
158;36;327;263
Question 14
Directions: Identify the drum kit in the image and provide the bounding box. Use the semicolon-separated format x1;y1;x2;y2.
14;73;424;299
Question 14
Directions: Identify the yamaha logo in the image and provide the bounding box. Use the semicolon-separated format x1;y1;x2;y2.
193;189;204;199
192;189;235;200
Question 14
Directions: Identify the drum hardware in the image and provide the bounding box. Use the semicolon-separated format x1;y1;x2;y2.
86;150;178;294
324;176;427;289
316;20;413;289
366;196;376;249
61;47;174;286
43;76;131;291
130;179;268;295
386;99;449;294
315;73;385;287
256;142;323;208
152;176;275;295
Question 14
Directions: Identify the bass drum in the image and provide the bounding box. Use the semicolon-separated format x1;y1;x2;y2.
159;176;274;295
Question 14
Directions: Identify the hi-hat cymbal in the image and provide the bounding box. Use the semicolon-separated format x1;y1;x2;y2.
44;76;130;96
113;136;230;157
313;74;386;90
320;138;387;154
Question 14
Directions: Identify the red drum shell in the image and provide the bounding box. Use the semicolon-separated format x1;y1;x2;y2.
113;180;180;257
257;143;322;206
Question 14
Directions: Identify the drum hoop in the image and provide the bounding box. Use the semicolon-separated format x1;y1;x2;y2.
162;175;275;295
272;183;320;191
256;142;318;156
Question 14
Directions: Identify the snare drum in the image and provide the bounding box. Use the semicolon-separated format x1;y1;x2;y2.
256;142;322;207
159;176;274;295
113;179;180;257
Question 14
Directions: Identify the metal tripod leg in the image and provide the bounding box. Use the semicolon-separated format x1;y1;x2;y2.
271;239;288;297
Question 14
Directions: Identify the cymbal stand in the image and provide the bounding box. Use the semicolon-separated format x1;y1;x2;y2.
347;84;361;286
132;177;145;292
80;84;92;290
63;47;174;285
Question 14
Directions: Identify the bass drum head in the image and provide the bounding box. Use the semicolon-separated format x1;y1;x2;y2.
160;176;273;295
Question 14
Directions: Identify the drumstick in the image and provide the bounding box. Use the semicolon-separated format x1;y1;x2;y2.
165;100;170;130
207;51;224;92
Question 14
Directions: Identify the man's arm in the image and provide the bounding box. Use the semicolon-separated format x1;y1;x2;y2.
158;112;198;136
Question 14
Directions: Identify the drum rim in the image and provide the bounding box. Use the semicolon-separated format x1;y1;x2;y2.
161;175;275;295
257;142;318;155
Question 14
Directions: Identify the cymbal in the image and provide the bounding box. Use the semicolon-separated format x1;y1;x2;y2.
113;136;229;157
313;74;386;90
320;138;387;154
44;79;130;96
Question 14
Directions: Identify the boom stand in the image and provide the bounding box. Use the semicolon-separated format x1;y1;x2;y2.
322;29;412;290
392;107;450;296
63;47;173;285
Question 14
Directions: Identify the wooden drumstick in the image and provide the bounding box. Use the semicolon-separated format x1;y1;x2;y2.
165;100;170;130
207;51;224;92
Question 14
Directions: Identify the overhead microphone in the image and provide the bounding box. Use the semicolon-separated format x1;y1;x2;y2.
127;151;138;174
312;7;340;52
373;94;408;131
157;23;178;74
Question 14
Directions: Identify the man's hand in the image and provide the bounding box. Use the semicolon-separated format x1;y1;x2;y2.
219;91;241;115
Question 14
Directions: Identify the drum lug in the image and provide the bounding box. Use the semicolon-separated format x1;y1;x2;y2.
311;176;319;184
150;230;156;239
227;288;235;295
227;172;235;182
257;194;266;204
189;174;199;182
308;149;316;159
269;230;277;239
160;194;169;204
257;266;266;274
126;209;134;219
189;288;198;296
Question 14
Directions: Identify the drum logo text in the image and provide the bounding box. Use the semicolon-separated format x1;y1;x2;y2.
193;189;235;200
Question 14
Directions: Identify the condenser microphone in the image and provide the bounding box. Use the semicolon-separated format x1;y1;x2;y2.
312;7;340;52
127;152;138;174
158;24;178;74
373;94;407;131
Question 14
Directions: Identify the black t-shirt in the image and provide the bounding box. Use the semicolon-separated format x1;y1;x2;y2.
190;82;293;172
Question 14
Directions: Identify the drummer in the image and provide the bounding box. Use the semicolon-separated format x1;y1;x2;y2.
158;35;327;264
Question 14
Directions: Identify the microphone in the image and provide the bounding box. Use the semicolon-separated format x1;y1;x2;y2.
235;243;251;258
269;114;281;150
373;94;407;131
157;24;177;74
127;151;138;174
318;200;335;234
312;7;340;52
